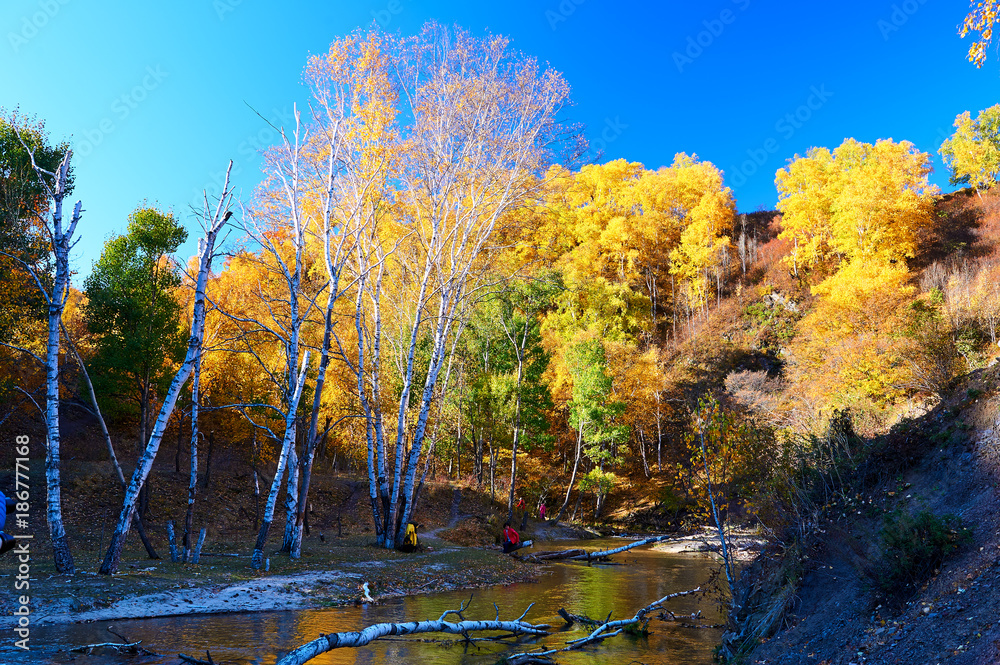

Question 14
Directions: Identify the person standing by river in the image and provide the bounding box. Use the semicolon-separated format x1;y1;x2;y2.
539;504;546;521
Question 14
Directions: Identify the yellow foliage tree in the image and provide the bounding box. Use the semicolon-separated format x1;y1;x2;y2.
667;154;735;313
961;0;1000;67
789;259;916;413
776;138;936;279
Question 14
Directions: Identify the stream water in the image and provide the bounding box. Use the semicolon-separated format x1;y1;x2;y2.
14;539;723;665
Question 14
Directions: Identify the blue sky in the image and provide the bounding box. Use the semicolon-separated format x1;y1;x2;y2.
2;0;997;280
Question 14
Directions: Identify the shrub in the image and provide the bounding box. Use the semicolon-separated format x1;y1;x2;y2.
872;509;971;604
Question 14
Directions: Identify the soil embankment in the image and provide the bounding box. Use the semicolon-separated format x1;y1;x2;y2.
731;366;1000;664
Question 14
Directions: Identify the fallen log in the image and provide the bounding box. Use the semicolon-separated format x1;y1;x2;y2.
520;535;672;564
566;535;672;562
275;598;549;665
505;586;702;665
70;640;144;654
518;549;585;562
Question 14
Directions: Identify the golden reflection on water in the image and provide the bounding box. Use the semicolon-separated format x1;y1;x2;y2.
24;540;722;665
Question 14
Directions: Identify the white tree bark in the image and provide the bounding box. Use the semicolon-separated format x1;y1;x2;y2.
43;152;80;574
183;351;201;562
251;351;310;569
0;144;82;573
276;604;548;665
99;163;235;575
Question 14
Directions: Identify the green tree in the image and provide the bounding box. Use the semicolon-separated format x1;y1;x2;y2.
84;207;188;467
557;339;627;520
940;104;1000;196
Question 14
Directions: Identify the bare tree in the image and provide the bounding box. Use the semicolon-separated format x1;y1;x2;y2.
99;164;235;575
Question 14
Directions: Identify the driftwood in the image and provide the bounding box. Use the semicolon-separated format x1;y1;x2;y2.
275;597;549;665
70;640;144;654
505;587;702;665
519;548;585;561
519;535;672;564
179;651;216;665
69;626;158;656
276;587;706;665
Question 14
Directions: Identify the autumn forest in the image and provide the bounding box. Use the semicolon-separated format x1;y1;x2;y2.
4;11;1000;664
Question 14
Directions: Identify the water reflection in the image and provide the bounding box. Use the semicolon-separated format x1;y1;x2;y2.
18;539;722;665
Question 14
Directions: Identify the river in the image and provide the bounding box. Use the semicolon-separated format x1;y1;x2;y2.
15;538;723;664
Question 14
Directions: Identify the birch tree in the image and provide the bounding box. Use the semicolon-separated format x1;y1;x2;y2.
314;22;575;548
220;94;370;565
0;136;80;573
225;111;316;569
99;164;235;575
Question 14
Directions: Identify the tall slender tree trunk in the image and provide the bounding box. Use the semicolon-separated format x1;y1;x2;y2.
554;418;585;523
281;444;299;553
100;162;234;575
175;414;183;473
252;352;310;570
39;153;81;575
202;431;215;490
183;352;201;562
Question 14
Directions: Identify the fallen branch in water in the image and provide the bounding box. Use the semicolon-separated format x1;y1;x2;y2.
70;625;159;656
566;535;672;562
519;549;585;562
504;587;702;665
519;535;672;564
179;651;216;665
70;641;145;654
275;596;550;665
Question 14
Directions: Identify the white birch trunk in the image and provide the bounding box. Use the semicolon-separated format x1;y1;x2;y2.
277;615;547;665
183;351;201;562
99;163;234;575
44;152;80;574
281;443;299;552
252;351;310;569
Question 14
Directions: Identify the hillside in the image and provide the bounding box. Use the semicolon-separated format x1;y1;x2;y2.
730;363;1000;664
712;186;1000;664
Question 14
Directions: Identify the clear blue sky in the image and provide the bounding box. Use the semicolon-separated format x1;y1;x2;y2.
2;0;997;280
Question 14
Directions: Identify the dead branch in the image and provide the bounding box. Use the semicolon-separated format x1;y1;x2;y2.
68;625;159;656
275;600;549;665
69;641;142;654
506;587;702;665
519;535;672;564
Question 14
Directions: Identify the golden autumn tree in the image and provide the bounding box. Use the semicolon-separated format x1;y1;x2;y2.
668;153;736;314
789;260;916;414
961;0;1000;67
776;138;936;279
773;146;837;277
